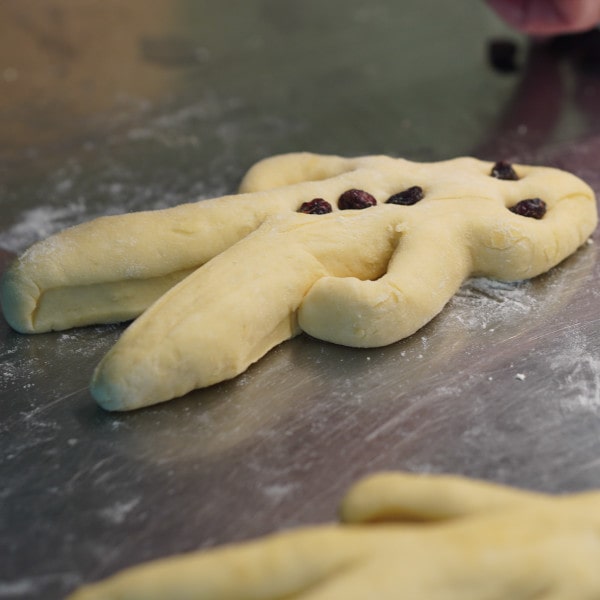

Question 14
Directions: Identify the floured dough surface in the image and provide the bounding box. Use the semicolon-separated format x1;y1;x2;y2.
66;471;600;599
0;153;597;409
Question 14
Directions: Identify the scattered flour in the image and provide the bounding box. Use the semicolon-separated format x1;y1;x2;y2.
99;497;141;525
0;202;88;254
262;482;299;504
0;579;36;597
549;331;600;411
448;277;537;331
0;94;298;256
0;573;79;598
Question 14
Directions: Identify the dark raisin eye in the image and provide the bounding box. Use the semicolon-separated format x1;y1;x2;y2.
386;186;424;206
298;198;332;214
509;197;546;219
338;189;377;210
491;160;519;180
488;39;519;74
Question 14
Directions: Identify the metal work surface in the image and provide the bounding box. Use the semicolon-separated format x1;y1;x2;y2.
1;2;600;598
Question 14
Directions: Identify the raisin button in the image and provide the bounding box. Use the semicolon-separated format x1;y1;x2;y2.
509;198;547;219
491;160;519;180
386;186;424;206
338;189;377;210
298;198;333;214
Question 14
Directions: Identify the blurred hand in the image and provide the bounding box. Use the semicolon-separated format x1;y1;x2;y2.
487;0;600;35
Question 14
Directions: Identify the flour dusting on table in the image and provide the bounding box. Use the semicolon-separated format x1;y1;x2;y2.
0;93;294;254
449;277;538;331
550;330;600;411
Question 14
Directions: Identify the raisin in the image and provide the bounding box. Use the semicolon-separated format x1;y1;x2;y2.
338;189;377;210
386;186;424;206
509;198;546;219
298;198;332;214
488;39;520;74
491;160;519;180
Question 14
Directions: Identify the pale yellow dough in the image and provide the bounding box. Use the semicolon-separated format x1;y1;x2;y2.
0;153;596;410
66;471;600;599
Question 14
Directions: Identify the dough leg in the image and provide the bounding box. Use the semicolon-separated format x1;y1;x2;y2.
298;220;472;347
0;196;271;333
64;472;600;600
66;527;364;600
91;211;400;410
1;160;395;334
339;472;548;524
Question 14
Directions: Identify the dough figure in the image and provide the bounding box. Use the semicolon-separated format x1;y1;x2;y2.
0;153;596;410
67;471;600;599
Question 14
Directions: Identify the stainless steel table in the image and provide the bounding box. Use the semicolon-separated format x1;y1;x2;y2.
1;2;600;598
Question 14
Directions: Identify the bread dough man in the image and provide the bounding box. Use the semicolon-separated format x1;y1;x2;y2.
0;153;596;410
66;470;600;599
